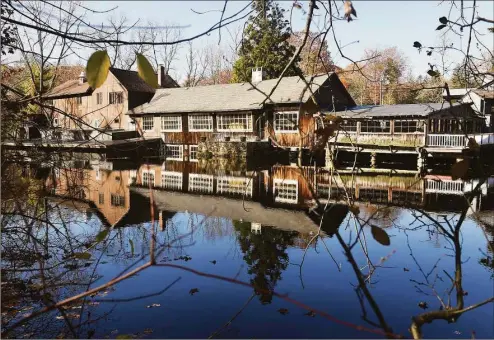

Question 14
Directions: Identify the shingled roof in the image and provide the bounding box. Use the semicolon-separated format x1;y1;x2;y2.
109;68;156;94
128;74;334;115
334;103;472;119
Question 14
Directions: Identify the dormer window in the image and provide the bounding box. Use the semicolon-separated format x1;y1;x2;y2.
109;92;123;104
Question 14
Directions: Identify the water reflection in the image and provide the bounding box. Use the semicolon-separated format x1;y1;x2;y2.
1;156;493;339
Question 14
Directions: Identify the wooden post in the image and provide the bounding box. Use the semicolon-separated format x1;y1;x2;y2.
370;152;377;169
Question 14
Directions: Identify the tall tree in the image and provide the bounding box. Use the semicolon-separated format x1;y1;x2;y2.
231;0;301;83
288;31;335;75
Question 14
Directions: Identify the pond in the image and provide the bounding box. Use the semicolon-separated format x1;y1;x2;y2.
1;158;493;339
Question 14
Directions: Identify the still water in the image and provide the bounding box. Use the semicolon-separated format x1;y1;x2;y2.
2;157;493;339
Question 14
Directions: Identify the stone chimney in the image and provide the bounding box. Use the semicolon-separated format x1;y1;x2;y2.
158;64;165;88
78;71;86;85
251;67;264;84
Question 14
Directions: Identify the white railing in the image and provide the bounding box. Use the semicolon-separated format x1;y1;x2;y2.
426;179;463;194
426;134;467;147
474;133;494;145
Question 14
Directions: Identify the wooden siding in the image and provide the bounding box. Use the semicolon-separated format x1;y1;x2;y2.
52;72;131;131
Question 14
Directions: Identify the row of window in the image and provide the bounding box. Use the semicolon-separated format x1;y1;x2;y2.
164;144;197;161
142;112;300;133
74;92;123;106
340;120;425;133
98;193;125;207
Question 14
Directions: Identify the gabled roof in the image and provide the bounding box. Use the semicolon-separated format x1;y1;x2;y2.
334;103;471;119
128;74;341;115
109;68;156;94
44;79;92;99
44;67;179;99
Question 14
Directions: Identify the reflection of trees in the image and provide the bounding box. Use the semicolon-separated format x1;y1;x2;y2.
233;221;296;304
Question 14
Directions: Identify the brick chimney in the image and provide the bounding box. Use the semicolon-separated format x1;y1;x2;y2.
158;64;165;88
251;67;264;84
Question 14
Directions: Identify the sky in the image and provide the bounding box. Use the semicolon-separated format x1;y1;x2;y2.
13;1;494;82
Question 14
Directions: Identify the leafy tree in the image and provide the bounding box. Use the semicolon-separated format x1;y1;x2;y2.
449;62;483;88
233;221;295;304
231;0;301;83
288;31;335;75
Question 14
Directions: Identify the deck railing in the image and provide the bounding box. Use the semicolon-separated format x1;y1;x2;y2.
426;134;467;147
426;179;464;194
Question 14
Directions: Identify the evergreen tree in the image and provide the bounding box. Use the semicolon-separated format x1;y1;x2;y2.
231;0;301;83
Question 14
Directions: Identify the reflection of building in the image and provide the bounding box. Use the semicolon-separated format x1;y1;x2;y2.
45;164;131;226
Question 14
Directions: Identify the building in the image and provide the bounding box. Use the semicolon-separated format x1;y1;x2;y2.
460;90;494;132
44;66;178;141
127;69;355;161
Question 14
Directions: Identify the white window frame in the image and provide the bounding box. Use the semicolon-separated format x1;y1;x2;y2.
217;113;253;132
96;92;103;105
393;120;424;134
110;193;125;207
217;176;253;197
274;111;299;133
165;144;183;161
189;145;198;162
53;117;59;127
161;171;183;190
188;114;213;132
161;115;182;132
273;179;298;204
141;169;155;187
188;174;214;193
142;116;154;131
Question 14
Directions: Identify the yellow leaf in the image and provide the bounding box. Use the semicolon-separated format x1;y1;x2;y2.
467;138;479;150
72;252;91;260
451;159;470;180
95;229;109;243
370;225;390;246
136;53;158;89
86;50;111;89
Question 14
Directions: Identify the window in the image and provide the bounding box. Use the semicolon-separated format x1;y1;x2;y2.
161;171;183;190
189;174;214;193
76;97;82;105
274;111;298;132
394;120;424;133
189;145;198;161
142;170;155;187
93;119;100;128
274;179;298;204
161;115;182;131
111;194;125;207
217;176;253;197
109;92;123;104
45;99;54;106
360;120;390;133
53;117;59;127
340;119;357;132
188;114;213;131
98;193;104;204
165;144;183;161
217;114;253;132
142;116;154;131
96;93;103;105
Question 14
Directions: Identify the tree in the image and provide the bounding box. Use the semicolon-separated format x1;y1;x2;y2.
449;62;483;88
234;221;295;304
343;47;410;105
231;0;301;83
288;31;335;75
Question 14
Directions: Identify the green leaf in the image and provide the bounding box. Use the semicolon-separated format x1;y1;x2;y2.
86;50;111;89
95;229;109;244
439;16;448;24
370;225;390;246
436;24;447;31
129;239;134;257
451;159;470;180
413;41;422;48
73;252;91;260
136;53;158;89
427;70;439;78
